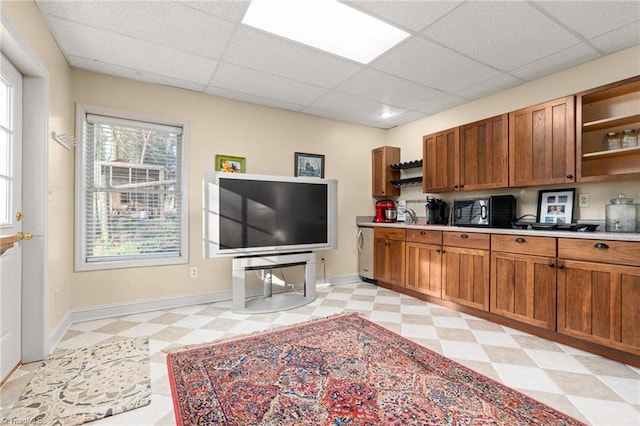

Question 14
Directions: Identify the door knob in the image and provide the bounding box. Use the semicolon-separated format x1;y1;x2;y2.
17;232;33;241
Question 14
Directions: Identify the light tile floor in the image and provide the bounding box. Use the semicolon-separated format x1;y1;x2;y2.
1;281;639;425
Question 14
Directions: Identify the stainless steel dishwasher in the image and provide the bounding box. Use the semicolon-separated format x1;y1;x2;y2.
357;227;377;284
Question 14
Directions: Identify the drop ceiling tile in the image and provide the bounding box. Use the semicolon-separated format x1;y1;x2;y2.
534;1;640;39
410;93;468;116
68;56;208;93
181;0;250;22
205;86;306;113
48;17;217;84
344;0;463;32
510;43;601;81
306;91;406;123
590;23;640;54
300;106;381;128
209;63;328;106
454;73;524;100
379;110;430;128
38;1;235;59
422;1;581;71
371;36;500;93
222;25;364;89
336;69;454;110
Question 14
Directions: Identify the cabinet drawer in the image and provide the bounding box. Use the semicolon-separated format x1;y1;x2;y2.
443;231;490;250
558;238;640;267
374;227;406;241
491;234;556;256
406;229;442;245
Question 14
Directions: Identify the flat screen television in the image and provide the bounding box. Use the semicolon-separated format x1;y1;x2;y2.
203;171;338;257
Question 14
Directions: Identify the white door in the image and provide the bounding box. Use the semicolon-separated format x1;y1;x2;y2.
0;53;24;383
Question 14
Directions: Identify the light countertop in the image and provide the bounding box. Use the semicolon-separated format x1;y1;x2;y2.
356;217;640;242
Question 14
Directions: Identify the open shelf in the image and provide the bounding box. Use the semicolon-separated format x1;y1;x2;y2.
582;113;640;132
583;145;640;160
577;76;640;182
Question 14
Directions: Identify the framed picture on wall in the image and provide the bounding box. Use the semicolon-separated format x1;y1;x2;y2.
215;154;245;173
294;152;324;178
537;188;575;224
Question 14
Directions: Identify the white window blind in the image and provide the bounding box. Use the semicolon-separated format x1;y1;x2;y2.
80;112;185;265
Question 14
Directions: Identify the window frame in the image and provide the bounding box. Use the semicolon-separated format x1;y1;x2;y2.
74;104;189;271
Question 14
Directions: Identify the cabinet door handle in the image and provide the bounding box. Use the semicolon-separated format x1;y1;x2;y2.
460;234;469;239
436;249;441;253
548;262;555;268
420;231;426;236
558;264;565;270
594;243;609;249
515;237;526;243
566;174;574;179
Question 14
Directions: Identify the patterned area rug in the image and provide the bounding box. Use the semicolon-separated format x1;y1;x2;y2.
167;313;585;425
3;337;151;426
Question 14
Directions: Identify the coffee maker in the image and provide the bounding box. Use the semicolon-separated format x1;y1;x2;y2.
426;196;448;224
375;200;397;223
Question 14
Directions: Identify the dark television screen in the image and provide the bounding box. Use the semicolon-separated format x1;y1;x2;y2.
218;178;328;250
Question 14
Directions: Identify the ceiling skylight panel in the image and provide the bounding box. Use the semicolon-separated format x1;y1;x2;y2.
242;0;410;64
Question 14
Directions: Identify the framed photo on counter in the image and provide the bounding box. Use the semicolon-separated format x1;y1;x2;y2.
537;188;575;224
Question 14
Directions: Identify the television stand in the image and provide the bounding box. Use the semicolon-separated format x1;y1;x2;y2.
231;252;316;313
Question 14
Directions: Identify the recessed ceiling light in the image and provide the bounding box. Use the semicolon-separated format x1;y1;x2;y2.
242;0;410;64
379;111;393;119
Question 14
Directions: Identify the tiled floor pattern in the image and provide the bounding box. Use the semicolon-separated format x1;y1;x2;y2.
1;281;639;425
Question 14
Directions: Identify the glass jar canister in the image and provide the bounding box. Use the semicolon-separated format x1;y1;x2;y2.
605;194;637;232
621;129;638;148
602;132;621;150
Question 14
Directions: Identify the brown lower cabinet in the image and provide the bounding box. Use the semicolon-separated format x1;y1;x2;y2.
441;231;490;311
374;228;405;287
490;234;557;330
557;238;640;356
373;226;640;365
557;260;640;355
405;229;443;297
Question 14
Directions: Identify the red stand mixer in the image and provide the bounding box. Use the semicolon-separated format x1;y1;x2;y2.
374;200;397;223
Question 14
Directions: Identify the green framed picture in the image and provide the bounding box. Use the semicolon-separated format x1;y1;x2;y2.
215;154;246;173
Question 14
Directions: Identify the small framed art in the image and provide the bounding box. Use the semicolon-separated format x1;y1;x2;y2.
294;152;324;178
537;188;575;224
215;154;245;173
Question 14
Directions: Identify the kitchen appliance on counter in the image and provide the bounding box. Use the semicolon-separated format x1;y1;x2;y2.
606;194;638;232
357;227;376;284
426;196;448;224
453;195;516;228
375;200;397;223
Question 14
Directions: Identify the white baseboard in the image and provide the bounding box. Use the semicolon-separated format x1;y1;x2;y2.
48;274;362;350
47;311;71;357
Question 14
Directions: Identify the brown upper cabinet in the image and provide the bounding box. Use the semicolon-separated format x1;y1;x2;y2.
372;146;400;198
460;114;509;191
422;127;458;193
576;76;640;182
509;96;575;187
422;114;509;193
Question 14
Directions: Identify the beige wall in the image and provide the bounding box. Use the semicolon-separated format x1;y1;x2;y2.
2;1;75;332
70;71;385;309
386;46;640;222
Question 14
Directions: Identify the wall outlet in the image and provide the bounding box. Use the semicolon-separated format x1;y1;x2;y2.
190;267;198;278
579;193;590;207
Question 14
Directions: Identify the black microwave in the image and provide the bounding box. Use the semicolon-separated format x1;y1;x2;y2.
452;195;516;228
